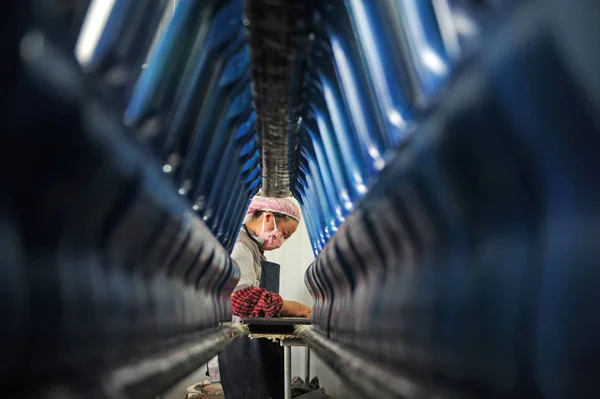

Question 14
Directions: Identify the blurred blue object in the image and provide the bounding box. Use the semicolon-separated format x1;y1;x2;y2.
3;0;600;397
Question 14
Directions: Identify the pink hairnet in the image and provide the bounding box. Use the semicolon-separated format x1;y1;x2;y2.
246;196;302;222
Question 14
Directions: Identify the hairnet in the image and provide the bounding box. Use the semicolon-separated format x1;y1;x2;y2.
245;196;302;222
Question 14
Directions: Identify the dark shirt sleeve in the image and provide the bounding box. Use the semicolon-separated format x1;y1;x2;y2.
231;287;283;317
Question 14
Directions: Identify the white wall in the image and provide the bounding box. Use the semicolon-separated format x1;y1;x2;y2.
266;217;343;398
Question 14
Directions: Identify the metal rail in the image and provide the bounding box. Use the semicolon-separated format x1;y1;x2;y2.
99;325;249;398
296;326;466;399
244;0;314;197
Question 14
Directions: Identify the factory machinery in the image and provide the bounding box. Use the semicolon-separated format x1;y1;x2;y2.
2;0;600;397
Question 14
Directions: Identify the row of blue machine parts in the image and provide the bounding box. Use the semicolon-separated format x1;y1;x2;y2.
76;0;487;254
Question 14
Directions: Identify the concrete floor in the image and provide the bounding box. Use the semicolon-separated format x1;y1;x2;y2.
161;358;347;399
163;365;210;399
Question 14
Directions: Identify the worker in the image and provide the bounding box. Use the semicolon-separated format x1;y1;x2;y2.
218;196;312;399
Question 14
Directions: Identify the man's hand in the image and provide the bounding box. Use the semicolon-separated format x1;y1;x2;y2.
281;300;312;318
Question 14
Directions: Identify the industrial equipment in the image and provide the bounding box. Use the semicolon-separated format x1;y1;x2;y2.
2;0;599;397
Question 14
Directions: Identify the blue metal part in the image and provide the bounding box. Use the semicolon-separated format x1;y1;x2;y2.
304;1;600;398
123;0;214;127
73;0;466;252
293;0;463;248
74;0;257;248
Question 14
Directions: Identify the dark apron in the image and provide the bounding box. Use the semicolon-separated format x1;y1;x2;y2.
219;261;284;399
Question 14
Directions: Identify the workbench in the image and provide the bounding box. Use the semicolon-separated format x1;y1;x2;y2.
242;317;313;399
